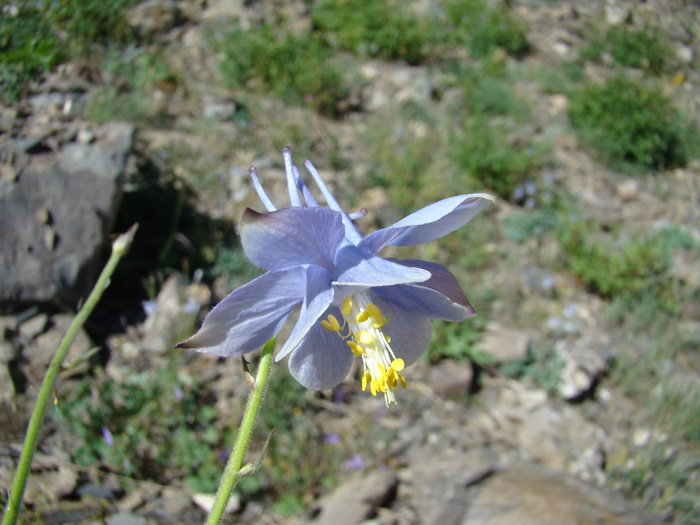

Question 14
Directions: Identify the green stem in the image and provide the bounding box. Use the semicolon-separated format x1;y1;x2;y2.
206;337;276;525
2;225;138;525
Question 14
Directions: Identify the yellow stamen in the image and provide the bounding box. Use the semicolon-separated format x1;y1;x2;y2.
321;314;341;332
391;358;404;372
366;303;381;319
400;375;407;388
347;341;364;356
356;311;369;323
362;371;371;391
342;297;353;316
356;331;374;345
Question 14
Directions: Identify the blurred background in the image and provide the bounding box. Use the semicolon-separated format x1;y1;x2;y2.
1;0;699;523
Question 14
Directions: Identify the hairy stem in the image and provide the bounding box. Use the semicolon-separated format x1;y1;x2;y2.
206;336;276;525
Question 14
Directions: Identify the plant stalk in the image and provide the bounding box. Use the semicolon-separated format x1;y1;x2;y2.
2;225;138;525
206;336;276;525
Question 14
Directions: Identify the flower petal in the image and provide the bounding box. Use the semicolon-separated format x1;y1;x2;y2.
372;259;476;321
287;307;354;390
359;193;494;254
175;267;305;357
276;266;335;361
239;207;346;272
370;295;433;367
333;245;430;287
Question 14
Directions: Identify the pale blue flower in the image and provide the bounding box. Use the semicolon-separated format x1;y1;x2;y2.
177;148;494;405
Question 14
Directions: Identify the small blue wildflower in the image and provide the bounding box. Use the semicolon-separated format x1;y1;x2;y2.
176;148;494;405
102;427;114;447
347;454;365;470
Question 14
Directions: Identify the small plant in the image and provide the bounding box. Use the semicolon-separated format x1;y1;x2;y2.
444;0;530;58
427;319;491;365
451;115;546;199
501;345;565;394
58;365;226;492
312;0;435;64
579;25;672;75
219;27;349;117
568;75;698;171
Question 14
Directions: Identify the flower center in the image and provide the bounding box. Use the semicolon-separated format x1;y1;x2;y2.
320;293;406;405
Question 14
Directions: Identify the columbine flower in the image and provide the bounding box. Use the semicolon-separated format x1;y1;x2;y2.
176;148;493;405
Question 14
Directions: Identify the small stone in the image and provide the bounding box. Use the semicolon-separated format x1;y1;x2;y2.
633;429;651;448
18;313;49;345
0;164;18;183
548;94;568;115
604;4;629;25
676;44;693;63
106;511;153;525
552;41;571;56
77;128;95;144
430;359;474;397
0;364;15;401
479;327;530;363
304;470;397;525
617;179;639;201
192;492;239;515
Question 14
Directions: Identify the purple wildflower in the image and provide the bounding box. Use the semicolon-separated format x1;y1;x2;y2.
176;148;493;405
102;427;114;447
347;454;365;470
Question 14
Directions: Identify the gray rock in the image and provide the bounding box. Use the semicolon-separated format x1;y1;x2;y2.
303;470;397;525
479;327;530;363
430;359;474;398
0;122;133;306
463;462;654;525
554;333;610;400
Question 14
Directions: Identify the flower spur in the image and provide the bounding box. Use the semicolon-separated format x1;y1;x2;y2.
176;148;494;405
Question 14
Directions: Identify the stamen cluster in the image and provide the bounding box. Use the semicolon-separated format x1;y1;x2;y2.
321;295;406;405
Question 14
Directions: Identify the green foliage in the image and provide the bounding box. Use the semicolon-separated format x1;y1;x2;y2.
0;4;63;102
568;75;698;171
0;0;140;102
427;320;493;366
451;115;546;199
58;365;224;493
220;27;348;117
312;0;435;64
504;209;558;244
558;218;698;315
209;246;262;290
444;0;530;58
501;345;565;394
466;76;521;116
580;25;672;75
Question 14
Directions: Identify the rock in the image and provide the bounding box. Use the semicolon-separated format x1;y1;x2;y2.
0;364;14;402
463;462;654;525
141;274;202;354
479;327;530;363
554;333;610;400
617;179;639;201
399;449;495;525
0;122;133;306
21;313;94;385
18;312;49;345
430;359;474;397
191;492;239;515
106;511;155;525
604;4;629;25
303;470;397;525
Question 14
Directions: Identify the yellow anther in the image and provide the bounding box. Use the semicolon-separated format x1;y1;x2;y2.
356;311;369;323
385;335;391;343
377;375;387;392
356;331;374;345
391;358;404;372
377;363;387;376
372;317;387;329
366;303;382;319
400;375;407;388
347;341;364;357
342;297;353;316
370;378;378;396
362;371;371;391
321;314;341;332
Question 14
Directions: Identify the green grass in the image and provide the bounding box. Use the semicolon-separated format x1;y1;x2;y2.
568;75;699;171
444;0;530;59
0;0;140;103
312;0;436;65
58;363;226;493
579;25;673;75
219;26;349;117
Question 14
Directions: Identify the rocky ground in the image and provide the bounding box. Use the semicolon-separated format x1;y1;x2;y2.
1;0;699;524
